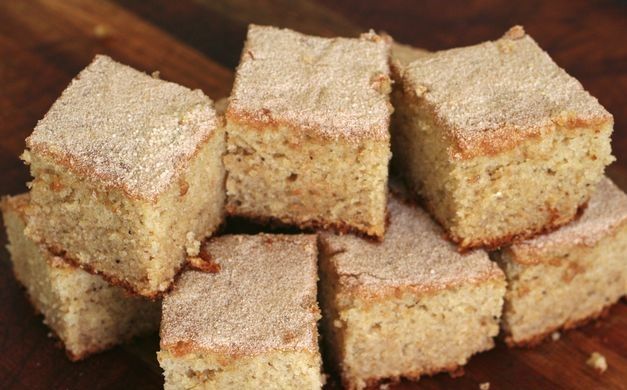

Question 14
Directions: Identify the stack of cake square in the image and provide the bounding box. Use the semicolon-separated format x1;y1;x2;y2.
2;21;625;390
2;55;226;359
390;25;625;355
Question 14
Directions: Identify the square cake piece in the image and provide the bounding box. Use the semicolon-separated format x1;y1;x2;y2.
158;234;323;389
495;177;627;346
1;194;160;360
224;25;392;239
318;195;505;389
391;26;614;250
23;55;225;297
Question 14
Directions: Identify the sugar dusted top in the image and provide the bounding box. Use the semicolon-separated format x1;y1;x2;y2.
160;234;320;356
403;26;612;159
320;196;503;297
26;55;217;201
227;25;392;142
510;177;627;262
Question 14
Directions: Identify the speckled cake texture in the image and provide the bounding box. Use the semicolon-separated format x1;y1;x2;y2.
23;55;225;297
392;25;614;250
159;234;323;389
227;25;391;142
321;197;503;297
497;177;627;346
224;25;392;239
509;177;627;261
27;55;218;201
401;25;611;159
1;193;160;361
319;195;505;389
160;234;320;354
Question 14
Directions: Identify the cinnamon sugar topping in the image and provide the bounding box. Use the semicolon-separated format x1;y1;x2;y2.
26;55;218;201
161;234;320;355
227;25;392;142
403;26;612;158
320;196;503;296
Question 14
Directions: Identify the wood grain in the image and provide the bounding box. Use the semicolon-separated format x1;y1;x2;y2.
0;0;625;389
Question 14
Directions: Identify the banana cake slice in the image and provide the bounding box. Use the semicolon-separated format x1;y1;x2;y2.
224;25;392;239
158;234;323;389
318;195;505;389
22;55;225;297
1;194;159;360
495;177;627;346
391;26;614;250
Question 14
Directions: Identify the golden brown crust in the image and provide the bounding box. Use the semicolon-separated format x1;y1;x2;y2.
160;234;320;357
343;361;469;389
401;82;613;162
319;194;504;302
27;125;221;205
338;274;505;304
226;110;391;144
227;25;392;144
25;55;221;204
504;304;614;348
225;204;386;241
400;26;613;161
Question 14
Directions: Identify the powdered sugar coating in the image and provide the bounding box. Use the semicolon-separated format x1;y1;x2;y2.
320;196;503;297
227;25;392;142
27;55;217;201
403;26;612;158
160;234;320;355
510;177;627;261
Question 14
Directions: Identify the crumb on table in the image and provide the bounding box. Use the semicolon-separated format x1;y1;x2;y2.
586;352;608;373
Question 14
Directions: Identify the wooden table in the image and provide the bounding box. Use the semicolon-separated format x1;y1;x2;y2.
1;1;625;388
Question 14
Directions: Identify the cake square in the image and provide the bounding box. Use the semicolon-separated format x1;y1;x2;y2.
224;25;392;239
391;26;614;250
495;177;627;346
23;55;225;297
1;193;160;360
318;195;505;389
158;234;323;389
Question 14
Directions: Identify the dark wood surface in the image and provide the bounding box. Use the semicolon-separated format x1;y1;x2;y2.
0;1;625;389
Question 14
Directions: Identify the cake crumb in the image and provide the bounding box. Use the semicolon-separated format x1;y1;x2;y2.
551;331;561;341
188;251;221;274
185;232;200;257
587;352;607;373
504;25;525;40
379;383;390;390
479;382;490;390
